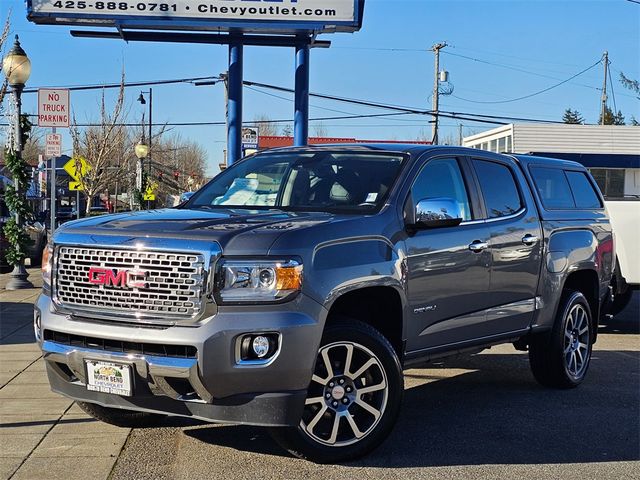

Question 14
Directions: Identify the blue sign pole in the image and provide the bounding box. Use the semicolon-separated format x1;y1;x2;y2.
294;41;310;146
228;39;243;165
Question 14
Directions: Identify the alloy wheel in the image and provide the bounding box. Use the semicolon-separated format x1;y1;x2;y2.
301;341;388;447
563;304;590;377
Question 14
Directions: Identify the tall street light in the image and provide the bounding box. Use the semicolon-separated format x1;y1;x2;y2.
138;89;152;209
3;35;34;290
134;141;149;210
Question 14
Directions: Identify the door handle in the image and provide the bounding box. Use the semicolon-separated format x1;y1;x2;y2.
522;234;540;246
468;241;489;253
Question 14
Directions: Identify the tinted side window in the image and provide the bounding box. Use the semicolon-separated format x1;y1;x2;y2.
566;171;602;208
473;159;522;218
530;167;574;209
411;158;472;221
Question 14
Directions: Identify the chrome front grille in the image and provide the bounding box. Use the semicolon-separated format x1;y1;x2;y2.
54;246;206;320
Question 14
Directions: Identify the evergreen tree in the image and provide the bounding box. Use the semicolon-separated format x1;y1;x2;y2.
562;108;585;124
619;72;640;97
599;106;626;125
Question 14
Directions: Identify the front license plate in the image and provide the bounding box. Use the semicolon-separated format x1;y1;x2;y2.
85;360;132;397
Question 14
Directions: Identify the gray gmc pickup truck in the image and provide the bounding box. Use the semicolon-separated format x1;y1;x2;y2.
36;145;614;463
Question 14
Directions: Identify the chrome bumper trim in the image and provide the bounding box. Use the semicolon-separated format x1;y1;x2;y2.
42;340;213;403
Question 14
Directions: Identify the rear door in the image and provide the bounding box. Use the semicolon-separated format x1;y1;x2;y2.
470;156;543;333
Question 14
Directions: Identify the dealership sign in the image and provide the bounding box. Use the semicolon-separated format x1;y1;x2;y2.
27;0;364;34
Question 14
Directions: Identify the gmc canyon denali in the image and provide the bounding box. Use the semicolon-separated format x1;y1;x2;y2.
36;145;614;463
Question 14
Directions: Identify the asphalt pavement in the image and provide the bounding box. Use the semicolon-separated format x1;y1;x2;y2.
110;293;640;480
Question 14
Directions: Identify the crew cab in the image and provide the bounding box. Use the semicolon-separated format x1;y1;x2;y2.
36;145;614;463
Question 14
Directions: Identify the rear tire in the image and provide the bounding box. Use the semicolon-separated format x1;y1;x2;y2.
269;319;403;463
529;290;593;389
76;401;165;428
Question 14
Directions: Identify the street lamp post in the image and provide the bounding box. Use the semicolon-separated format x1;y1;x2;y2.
138;89;152;209
134;141;149;210
3;36;34;290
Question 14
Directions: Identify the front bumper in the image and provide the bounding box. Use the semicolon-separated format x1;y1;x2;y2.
36;292;327;427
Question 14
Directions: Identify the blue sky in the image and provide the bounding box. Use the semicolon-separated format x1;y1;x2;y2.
3;0;639;175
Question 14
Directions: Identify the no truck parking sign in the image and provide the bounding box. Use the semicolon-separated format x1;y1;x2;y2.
38;88;70;128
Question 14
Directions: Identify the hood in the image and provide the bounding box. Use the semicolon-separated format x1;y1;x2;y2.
54;208;337;255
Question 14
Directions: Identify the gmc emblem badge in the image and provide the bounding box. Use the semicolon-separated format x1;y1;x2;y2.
88;267;147;289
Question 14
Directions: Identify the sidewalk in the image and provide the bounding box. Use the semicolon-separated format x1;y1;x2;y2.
0;269;131;480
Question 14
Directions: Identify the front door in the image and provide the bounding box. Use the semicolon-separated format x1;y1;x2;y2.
404;157;492;353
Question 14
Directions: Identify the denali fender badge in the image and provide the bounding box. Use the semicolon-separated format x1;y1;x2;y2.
413;305;437;314
88;267;148;289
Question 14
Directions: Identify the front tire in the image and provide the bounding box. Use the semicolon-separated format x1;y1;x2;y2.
270;319;403;463
76;401;166;428
529;290;593;388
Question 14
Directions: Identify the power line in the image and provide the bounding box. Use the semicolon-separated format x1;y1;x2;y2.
245;85;430;124
451;60;602;104
333;46;426;52
10;111;419;128
245;81;565;124
608;63;618;114
18;75;567;127
245;85;359;117
442;50;602;91
23;76;220;94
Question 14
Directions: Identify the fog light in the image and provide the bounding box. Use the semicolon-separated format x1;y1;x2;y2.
239;333;279;362
33;310;41;341
252;336;270;358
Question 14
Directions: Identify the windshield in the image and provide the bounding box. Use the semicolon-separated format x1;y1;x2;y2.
187;151;406;212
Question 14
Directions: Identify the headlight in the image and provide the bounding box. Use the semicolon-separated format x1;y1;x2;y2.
42;244;53;287
216;259;302;303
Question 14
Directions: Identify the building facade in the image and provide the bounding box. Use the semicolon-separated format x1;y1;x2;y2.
463;124;640;198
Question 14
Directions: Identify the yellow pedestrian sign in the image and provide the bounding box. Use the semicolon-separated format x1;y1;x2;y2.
64;156;90;191
143;182;158;201
63;156;91;181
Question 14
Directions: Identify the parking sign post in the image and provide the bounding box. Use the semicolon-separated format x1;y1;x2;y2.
50;128;56;233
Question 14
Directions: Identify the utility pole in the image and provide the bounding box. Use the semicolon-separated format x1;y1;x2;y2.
458;124;463;146
431;42;447;145
600;51;609;125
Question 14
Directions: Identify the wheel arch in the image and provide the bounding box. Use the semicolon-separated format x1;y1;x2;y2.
325;286;406;362
562;269;600;341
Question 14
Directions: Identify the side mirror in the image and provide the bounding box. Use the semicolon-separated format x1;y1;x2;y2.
414;197;463;228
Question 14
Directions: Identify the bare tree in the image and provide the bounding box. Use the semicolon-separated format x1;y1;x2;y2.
146;133;207;206
70;74;131;214
23;125;45;166
312;121;328;138
281;123;293;137
0;16;11;107
253;114;278;137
